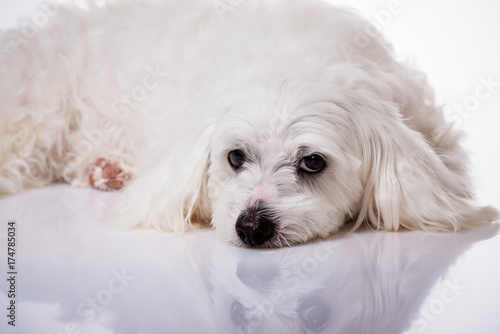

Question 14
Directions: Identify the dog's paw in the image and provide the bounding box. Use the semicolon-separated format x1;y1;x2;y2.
89;158;132;191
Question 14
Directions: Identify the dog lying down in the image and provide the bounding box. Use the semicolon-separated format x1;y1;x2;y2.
0;0;497;247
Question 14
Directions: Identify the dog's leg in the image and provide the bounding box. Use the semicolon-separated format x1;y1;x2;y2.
0;109;135;196
0;108;67;196
0;6;136;196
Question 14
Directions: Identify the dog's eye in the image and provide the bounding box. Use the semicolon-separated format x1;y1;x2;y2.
299;154;325;173
228;150;245;170
298;297;329;331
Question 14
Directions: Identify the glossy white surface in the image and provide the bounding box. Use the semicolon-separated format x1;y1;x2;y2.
1;185;500;334
1;1;500;333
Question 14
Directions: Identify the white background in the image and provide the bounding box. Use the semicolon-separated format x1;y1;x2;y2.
0;1;499;334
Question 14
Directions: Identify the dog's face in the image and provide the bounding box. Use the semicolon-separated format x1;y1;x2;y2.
208;83;363;247
103;66;496;247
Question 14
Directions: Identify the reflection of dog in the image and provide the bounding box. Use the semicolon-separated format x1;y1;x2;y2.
208;226;499;334
0;0;497;247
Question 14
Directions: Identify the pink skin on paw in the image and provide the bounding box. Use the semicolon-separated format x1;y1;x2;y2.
102;164;122;179
105;178;124;190
95;158;107;168
89;158;129;191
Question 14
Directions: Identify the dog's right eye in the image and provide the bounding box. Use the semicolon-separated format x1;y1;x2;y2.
299;154;326;173
228;150;245;170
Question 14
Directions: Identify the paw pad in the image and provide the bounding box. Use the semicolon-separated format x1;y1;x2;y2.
89;158;131;191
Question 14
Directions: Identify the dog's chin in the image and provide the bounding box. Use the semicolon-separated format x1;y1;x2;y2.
220;223;320;249
229;238;278;249
228;234;291;249
216;221;283;248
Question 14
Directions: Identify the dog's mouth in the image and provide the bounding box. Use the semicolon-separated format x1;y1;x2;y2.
233;234;284;249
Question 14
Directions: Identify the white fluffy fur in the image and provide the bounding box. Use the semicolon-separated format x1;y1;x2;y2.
0;0;497;247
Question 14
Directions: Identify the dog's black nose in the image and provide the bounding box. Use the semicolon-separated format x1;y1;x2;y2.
235;205;275;246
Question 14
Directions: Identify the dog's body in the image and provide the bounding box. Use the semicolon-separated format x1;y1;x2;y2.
0;0;497;247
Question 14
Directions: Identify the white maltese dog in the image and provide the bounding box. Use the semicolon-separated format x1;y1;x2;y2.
0;0;497;247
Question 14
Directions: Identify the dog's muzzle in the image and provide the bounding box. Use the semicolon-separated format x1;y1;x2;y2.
235;203;275;246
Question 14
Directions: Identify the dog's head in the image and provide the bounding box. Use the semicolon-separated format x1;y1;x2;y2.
104;65;497;248
208;78;363;247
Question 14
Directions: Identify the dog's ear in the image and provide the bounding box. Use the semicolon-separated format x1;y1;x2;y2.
353;115;498;232
102;125;213;233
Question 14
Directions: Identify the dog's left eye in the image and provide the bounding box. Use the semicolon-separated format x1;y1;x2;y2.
299;154;325;173
228;150;246;170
